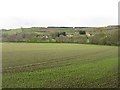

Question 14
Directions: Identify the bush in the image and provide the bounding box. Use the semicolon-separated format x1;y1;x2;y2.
79;31;86;35
89;31;118;46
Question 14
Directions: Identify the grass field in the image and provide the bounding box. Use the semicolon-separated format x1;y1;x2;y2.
2;43;118;88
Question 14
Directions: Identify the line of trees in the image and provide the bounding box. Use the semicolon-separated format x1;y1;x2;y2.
89;31;119;46
2;30;119;46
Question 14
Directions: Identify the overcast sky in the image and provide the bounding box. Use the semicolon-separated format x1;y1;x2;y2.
0;0;119;29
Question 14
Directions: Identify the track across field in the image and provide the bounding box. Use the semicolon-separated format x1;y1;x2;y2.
2;43;118;88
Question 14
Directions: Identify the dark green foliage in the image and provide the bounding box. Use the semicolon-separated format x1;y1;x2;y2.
58;32;66;37
79;31;86;35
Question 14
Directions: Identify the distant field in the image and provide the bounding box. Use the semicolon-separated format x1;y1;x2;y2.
2;43;118;88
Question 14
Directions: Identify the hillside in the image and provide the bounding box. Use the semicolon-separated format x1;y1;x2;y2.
1;25;119;45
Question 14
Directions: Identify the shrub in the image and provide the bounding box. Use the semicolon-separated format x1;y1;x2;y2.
79;31;86;35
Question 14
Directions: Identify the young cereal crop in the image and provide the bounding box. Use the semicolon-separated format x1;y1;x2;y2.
2;43;118;88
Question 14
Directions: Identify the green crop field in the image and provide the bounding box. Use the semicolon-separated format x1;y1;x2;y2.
2;43;118;88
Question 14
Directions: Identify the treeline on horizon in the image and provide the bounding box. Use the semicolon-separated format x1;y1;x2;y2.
1;25;119;46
